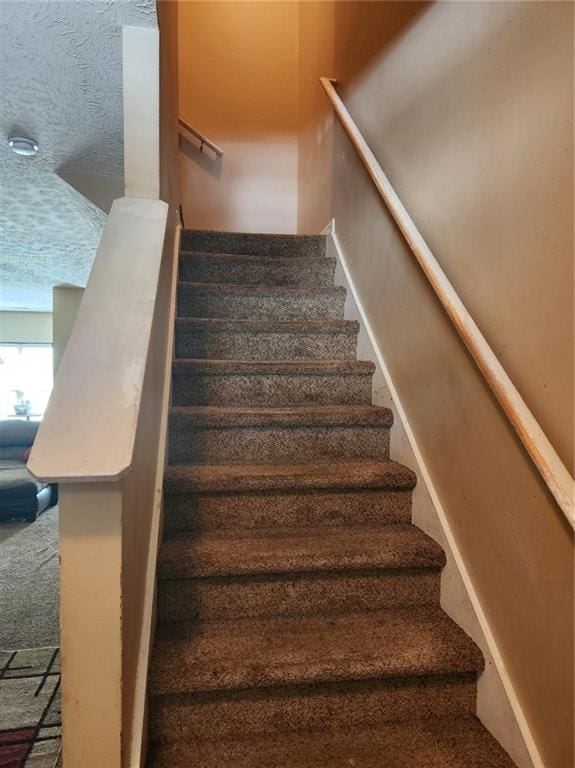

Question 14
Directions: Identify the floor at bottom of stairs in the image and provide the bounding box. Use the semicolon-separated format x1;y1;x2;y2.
147;716;515;767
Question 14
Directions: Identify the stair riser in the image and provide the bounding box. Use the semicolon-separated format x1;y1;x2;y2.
148;718;515;768
172;372;373;406
157;570;440;623
168;424;390;464
175;329;358;360
177;288;345;321
181;231;326;258
163;489;413;533
149;674;477;742
179;257;335;286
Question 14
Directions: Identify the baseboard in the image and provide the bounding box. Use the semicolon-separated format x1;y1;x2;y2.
324;220;541;768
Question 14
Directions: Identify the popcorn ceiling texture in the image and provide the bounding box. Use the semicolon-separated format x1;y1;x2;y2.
0;0;157;311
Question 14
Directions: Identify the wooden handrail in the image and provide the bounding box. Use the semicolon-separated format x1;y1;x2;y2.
178;117;224;156
320;76;574;529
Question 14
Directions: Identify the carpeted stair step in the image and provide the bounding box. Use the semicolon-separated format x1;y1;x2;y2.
177;282;346;321
162;459;416;533
149;605;483;697
168;405;393;464
179;251;336;286
171;359;375;406
158;523;443;579
150;676;478;744
148;717;515;767
146;227;514;767
175;318;359;360
156;524;445;622
149;675;480;745
181;230;326;258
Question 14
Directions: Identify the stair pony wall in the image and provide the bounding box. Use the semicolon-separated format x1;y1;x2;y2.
28;4;182;766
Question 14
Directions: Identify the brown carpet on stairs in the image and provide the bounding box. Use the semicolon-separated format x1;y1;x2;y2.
147;230;515;767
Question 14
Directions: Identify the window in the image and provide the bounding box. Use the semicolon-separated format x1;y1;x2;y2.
0;345;53;421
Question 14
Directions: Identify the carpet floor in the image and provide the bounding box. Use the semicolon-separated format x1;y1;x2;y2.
0;506;60;650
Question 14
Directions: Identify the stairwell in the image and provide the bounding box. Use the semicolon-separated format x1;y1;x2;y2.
147;230;515;767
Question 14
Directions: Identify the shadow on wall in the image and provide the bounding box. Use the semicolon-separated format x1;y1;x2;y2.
334;1;431;91
296;0;431;235
179;134;222;180
298;0;430;140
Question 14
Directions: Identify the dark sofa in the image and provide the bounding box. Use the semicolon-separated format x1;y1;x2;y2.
0;420;57;522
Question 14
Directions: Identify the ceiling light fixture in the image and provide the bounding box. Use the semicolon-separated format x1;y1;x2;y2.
8;136;39;157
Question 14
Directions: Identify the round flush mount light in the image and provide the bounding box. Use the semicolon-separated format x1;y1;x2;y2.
8;136;39;157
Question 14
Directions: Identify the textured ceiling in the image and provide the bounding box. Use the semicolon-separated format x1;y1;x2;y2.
0;0;157;311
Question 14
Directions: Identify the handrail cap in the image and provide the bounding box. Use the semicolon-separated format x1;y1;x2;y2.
28;197;168;484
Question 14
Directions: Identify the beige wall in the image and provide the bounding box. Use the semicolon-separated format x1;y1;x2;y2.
0;311;53;344
178;1;300;233
298;2;573;765
52;286;84;376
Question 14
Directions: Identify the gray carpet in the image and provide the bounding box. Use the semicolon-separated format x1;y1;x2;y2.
0;505;60;649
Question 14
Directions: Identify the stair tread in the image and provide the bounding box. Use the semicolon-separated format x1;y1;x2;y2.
179;281;346;295
176;317;359;333
158;524;445;579
181;230;326;258
164;458;417;494
148;717;515;768
169;404;393;427
150;605;483;695
180;250;335;265
172;359;375;375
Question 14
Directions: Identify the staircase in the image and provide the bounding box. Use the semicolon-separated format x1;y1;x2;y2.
147;231;514;767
